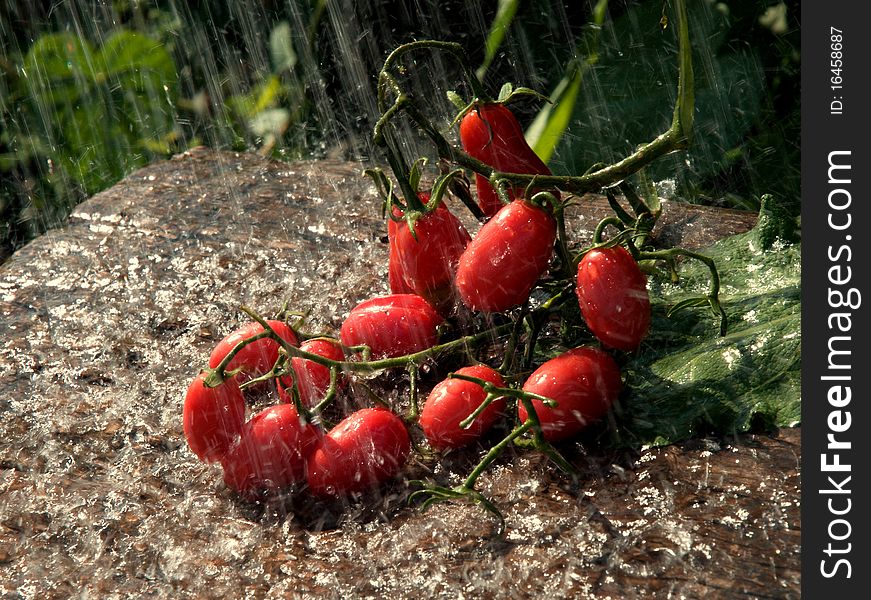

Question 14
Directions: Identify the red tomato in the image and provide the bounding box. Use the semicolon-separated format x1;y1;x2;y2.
518;347;622;442
459;103;557;217
339;294;443;359
221;404;322;498
455;200;556;313
575;246;651;351
183;371;246;463
393;201;471;310
419;365;507;451
277;338;346;407
387;206;415;295
208;320;299;379
307;408;411;497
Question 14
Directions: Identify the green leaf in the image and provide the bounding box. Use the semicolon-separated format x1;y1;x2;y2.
227;75;283;119
408;157;427;193
248;108;291;138
554;0;765;188
22;33;97;106
269;21;298;73
55;102;121;194
525;0;608;164
526;69;583;164
618;208;801;447
96;30;178;148
476;0;520;82
98;30;177;98
17;29;178;195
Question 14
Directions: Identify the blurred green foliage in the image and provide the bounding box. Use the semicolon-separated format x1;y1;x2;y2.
480;0;799;216
0;0;325;260
17;30;178;193
0;0;799;263
553;0;800;215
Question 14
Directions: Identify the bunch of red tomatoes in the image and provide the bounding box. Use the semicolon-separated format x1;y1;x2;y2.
182;100;653;507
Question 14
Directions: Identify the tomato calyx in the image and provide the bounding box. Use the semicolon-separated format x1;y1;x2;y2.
448;82;550;130
200;365;244;389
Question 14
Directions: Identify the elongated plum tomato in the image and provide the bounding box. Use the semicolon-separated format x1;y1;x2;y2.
455;200;556;313
277;338;346;407
419;365;507;451
393;200;471;310
518;347;622;442
340;294;443;359
208;320;299;379
387;206;415;295
221;404;322;499
183;371;246;463
576;246;651;351
459;103;557;217
307;408;411;497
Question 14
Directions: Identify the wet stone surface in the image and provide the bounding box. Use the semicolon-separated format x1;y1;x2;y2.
0;148;796;598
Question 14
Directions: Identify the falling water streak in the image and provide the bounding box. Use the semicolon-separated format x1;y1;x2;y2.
0;1;801;595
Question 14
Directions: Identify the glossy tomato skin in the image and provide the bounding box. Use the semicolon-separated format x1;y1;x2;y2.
455;200;556;313
518;347;622;442
183;372;247;463
307;408;411;497
472;173;503;220
277;338;346;407
459;103;556;217
387;206;416;295
393;202;471;310
575;246;651;351
221;404;322;499
339;294;443;359
208;320;299;379
419;365;507;451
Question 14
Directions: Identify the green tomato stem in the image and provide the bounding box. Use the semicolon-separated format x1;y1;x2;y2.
638;247;728;336
461;420;534;491
310;366;341;416
205;329;276;387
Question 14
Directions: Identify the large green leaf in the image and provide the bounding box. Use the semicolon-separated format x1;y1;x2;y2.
97;31;178;156
98;31;178;96
617;200;801;446
19;29;178;195
22;33;98;106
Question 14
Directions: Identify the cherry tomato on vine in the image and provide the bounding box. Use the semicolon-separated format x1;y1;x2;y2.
459;102;557;217
221;404;323;499
277;338;346;407
183;371;247;463
208;320;299;379
455;200;556;313
387;206;416;295
392;200;471;310
340;294;443;359
419;365;507;451
518;347;622;442
575;246;651;351
307;407;411;497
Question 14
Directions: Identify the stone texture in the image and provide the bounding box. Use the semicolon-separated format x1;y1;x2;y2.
0;148;796;598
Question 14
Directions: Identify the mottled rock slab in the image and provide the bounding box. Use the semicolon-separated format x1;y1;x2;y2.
0;149;796;598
